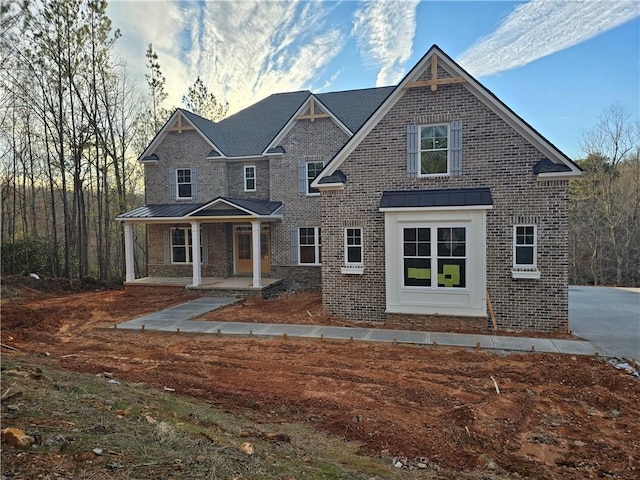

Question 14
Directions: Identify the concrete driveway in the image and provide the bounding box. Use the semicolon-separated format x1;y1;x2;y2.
569;286;640;360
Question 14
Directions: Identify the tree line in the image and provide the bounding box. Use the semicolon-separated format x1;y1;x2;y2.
0;0;225;281
1;1;637;286
569;105;640;286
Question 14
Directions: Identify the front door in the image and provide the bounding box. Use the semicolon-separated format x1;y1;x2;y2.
234;226;270;275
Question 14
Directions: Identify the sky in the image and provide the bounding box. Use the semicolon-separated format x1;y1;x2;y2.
107;0;640;160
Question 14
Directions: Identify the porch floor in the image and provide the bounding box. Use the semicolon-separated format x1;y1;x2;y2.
124;276;282;291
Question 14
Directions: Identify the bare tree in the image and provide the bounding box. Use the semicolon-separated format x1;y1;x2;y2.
570;105;640;286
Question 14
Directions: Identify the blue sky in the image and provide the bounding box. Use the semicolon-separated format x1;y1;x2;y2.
107;0;639;160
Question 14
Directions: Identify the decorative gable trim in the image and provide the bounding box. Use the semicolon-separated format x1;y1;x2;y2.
313;44;581;188
263;94;353;155
139;109;225;162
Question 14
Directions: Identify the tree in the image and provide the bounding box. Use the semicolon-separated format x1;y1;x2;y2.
570;105;640;286
182;76;228;121
145;43;168;131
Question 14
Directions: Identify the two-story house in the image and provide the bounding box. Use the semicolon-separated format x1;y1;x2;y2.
117;45;581;333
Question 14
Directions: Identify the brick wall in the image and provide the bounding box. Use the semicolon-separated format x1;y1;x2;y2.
269;117;350;289
147;223;233;278
145;130;227;203
226;161;270;199
321;76;570;332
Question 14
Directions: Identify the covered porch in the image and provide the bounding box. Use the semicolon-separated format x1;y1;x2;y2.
116;197;283;290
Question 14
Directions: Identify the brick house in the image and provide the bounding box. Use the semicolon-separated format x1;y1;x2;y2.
117;45;580;332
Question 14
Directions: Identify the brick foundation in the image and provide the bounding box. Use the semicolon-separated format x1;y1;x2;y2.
385;313;489;332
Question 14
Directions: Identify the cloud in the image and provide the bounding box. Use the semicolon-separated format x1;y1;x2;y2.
191;0;345;113
109;0;345;115
352;0;420;86
457;0;640;78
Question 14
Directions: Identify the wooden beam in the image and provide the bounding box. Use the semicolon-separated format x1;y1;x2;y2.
297;113;331;120
404;77;466;89
296;98;331;121
167;112;195;133
403;53;466;91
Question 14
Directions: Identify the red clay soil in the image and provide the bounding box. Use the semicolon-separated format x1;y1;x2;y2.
1;277;639;479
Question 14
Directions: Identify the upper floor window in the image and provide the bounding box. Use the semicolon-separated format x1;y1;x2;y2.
306;161;324;195
176;168;193;199
407;121;462;177
420;124;449;175
244;165;256;192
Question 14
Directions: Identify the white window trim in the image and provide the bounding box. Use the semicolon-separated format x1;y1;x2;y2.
401;225;468;291
342;227;364;274
244;165;256;192
419;124;450;178
306;161;324;196
176;168;193;200
512;225;541;279
298;226;321;265
382;208;490;318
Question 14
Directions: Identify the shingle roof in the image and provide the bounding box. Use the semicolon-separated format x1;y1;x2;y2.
197;198;282;216
177;87;393;158
380;188;493;209
318;170;347;184
316;87;395;133
533;158;572;174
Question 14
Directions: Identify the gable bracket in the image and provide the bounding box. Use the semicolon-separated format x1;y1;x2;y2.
405;55;466;91
297;97;331;122
166;111;195;133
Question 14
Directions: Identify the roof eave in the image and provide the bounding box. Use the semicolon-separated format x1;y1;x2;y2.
379;205;494;213
537;171;582;180
316;182;345;191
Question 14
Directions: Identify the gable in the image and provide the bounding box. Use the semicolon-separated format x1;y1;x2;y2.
139;110;223;162
313;45;581;187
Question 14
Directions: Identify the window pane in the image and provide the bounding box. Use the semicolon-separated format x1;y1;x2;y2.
178;184;192;198
299;228;314;245
172;247;186;263
306;162;323;194
516;246;534;265
417;228;430;241
417;242;430;257
404;257;431;287
452;242;466;256
172;229;185;245
300;246;316;264
437;259;466;288
421;151;447;174
177;169;191;183
404;228;416;242
347;246;361;263
238;234;251;260
404;243;417;256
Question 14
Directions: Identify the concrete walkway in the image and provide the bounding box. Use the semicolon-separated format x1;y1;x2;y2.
115;297;614;357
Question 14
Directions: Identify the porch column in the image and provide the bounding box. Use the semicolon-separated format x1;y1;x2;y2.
191;221;202;287
124;222;135;282
251;220;262;288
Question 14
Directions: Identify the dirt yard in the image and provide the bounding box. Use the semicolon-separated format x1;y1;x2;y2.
2;276;639;479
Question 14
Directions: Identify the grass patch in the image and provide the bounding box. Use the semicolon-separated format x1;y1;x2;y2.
1;354;402;479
